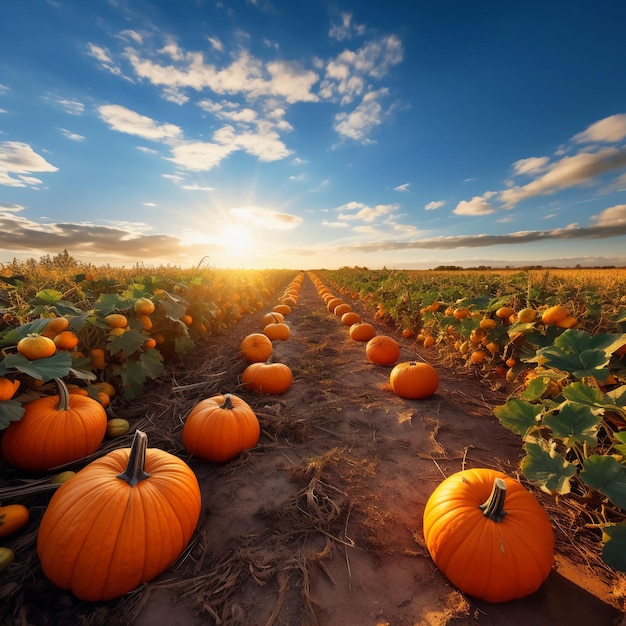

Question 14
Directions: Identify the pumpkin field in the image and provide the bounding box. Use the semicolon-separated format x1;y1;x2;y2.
1;259;626;625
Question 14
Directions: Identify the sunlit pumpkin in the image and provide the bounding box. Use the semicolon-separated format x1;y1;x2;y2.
240;333;273;363
423;468;554;602
263;322;290;341
349;322;376;342
37;430;201;601
183;393;260;462
365;335;400;366
541;304;569;325
341;311;361;326
261;312;284;326
389;361;439;399
242;361;292;395
1;377;107;471
16;334;56;360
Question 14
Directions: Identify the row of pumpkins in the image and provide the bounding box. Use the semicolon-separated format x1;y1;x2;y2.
0;274;306;601
308;273;556;604
0;272;556;606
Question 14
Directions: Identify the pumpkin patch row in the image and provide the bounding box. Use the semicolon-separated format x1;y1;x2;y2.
307;271;556;600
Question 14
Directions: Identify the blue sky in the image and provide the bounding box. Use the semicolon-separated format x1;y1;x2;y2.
1;0;626;270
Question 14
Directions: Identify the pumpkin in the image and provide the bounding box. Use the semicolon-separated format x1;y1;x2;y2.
242;361;292;395
0;504;29;538
326;297;344;313
541;304;569;325
389;361;439;399
0;548;15;574
261;312;284;326
106;418;130;438
53;330;79;350
37;430;201;601
0;377;20;401
240;333;273;363
134;297;155;315
349;322;376;342
45;316;70;334
263;322;290;341
1;378;107;471
273;304;291;316
495;306;515;320
423;468;554;602
366;335;400;366
16;334;56;360
333;303;352;318
183;393;260;462
341;311;361;326
103;313;128;328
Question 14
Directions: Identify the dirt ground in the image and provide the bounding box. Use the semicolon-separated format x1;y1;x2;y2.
1;272;626;626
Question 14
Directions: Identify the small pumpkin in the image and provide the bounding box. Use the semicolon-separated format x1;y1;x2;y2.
103;313;128;329
333;303;352;318
37;430;201;601
106;418;130;438
0;548;15;574
133;297;155;316
389;361;439;399
1;378;107;471
541;304;569;325
341;311;361;326
183;393;260;462
0;504;29;538
240;333;273;363
263;322;290;341
272;304;291;316
423;468;554;603
16;334;56;360
366;335;400;366
261;312;284;326
349;322;376;342
242;361;292;395
0;377;20;401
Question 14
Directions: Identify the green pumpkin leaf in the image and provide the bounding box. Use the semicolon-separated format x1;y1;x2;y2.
580;455;626;510
0;352;72;380
94;293;133;315
34;289;64;304
543;403;601;449
520;441;577;494
106;329;148;357
140;348;165;380
493;398;543;437
530;329;624;381
0;318;50;347
601;523;626;572
0;400;26;430
613;432;626;456
161;298;187;322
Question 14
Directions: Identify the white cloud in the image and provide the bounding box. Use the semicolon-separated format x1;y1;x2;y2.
336;201;398;222
55;98;85;115
166;140;236;171
425;200;444;210
500;147;626;208
98;104;183;141
230;206;302;229
511;156;550;176
58;128;85;141
0;142;58;188
87;43;124;77
573;113;626;143
329;12;366;41
208;36;224;52
590;204;626;226
334;88;387;143
453;192;497;216
394;183;410;192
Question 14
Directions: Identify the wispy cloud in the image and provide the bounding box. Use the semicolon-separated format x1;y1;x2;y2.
394;183;410;192
0;142;58;188
425;200;444;210
58;128;85;141
230;206;302;229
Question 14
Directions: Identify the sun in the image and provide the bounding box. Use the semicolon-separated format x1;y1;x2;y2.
220;224;254;255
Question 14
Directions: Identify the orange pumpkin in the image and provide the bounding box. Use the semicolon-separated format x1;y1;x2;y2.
240;333;273;363
341;311;361;326
0;377;20;401
183;393;260;462
333;303;352;317
0;504;29;538
423;468;554;602
37;430;201;601
16;335;56;360
242;362;292;395
263;322;290;341
261;312;284;326
365;335;400;366
1;378;107;471
349;322;376;342
389;361;439;399
541;304;570;325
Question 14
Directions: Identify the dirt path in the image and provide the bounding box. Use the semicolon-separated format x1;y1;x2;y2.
2;272;624;625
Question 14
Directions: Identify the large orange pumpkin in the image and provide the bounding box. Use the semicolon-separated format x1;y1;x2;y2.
423;468;554;602
365;335;400;366
242;362;292;395
183;393;260;463
1;378;107;471
389;361;439;399
240;333;273;363
37;430;201;601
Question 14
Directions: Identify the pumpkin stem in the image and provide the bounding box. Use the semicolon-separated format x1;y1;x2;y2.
221;394;234;410
479;477;508;522
116;430;151;486
53;377;71;411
